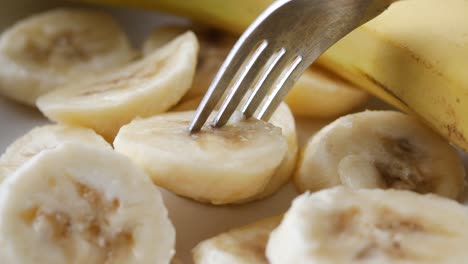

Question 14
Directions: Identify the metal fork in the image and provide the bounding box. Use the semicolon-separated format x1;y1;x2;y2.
188;0;396;132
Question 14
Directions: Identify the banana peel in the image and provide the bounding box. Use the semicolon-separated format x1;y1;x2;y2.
78;0;468;151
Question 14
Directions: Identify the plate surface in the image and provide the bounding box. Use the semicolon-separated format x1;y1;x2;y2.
1;1;467;263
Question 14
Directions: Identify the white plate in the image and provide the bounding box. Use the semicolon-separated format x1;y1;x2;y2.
1;1;467;263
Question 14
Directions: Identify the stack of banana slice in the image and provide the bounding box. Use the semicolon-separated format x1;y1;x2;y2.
1;2;468;263
0;9;136;106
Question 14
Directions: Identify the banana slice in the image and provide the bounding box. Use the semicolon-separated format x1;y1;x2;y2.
143;25;235;100
294;111;465;199
285;65;369;118
193;216;281;264
114;111;288;204
267;187;468;264
170;98;298;201
0;143;175;264
37;32;198;141
0;125;110;184
0;8;136;106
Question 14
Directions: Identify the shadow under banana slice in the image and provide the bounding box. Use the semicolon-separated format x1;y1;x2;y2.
294;110;466;200
37;32;198;141
0;8;136;106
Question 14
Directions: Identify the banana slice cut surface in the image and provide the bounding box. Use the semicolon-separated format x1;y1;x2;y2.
114;111;288;205
143;25;235;101
0;8;135;106
37;32;198;141
193;216;281;264
0;144;175;264
267;187;468;264
294;111;465;199
0;125;110;184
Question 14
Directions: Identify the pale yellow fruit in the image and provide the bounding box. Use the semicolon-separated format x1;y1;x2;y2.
0;8;135;106
267;187;468;264
294;111;465;200
193;216;281;264
37;32;198;141
0;125;110;184
143;25;236;100
285;66;368;118
114;111;288;204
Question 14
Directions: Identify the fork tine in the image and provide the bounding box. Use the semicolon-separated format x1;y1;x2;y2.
188;35;261;133
241;48;288;118
212;40;271;128
257;56;305;121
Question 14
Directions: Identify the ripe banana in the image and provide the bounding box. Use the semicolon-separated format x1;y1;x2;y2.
37;32;198;141
114;110;290;205
294;111;465;200
0;143;175;264
0;8;136;106
267;187;468;264
169;99;298;202
0;125;110;184
193;216;281;264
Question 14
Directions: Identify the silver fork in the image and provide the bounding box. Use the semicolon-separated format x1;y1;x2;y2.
188;0;396;132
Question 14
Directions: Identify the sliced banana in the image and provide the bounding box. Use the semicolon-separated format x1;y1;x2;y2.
37;32;198;141
170;98;298;201
0;143;175;264
114;111;288;205
193;216;281;264
267;187;468;264
143;25;235;100
285;65;369;118
0;124;110;184
294;111;465;200
0;8;136;106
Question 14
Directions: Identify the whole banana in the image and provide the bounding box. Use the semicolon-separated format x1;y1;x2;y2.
78;0;468;151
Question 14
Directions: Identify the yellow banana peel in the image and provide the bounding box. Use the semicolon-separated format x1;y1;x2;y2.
79;0;468;151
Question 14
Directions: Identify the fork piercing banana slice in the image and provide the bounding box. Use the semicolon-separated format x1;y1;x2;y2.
267;187;468;264
0;8;136;106
0;125;110;184
193;216;281;264
170;99;298;202
0;143;175;264
114;111;288;205
37;32;198;141
294;111;465;200
143;25;236;100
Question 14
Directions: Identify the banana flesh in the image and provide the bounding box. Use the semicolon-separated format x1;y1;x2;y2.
0;8;136;106
143;25;236;101
0;144;175;264
294;111;466;200
114;111;289;205
169;100;298;202
284;65;368;118
37;32;198;141
0;125;110;184
193;216;281;264
267;187;468;264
